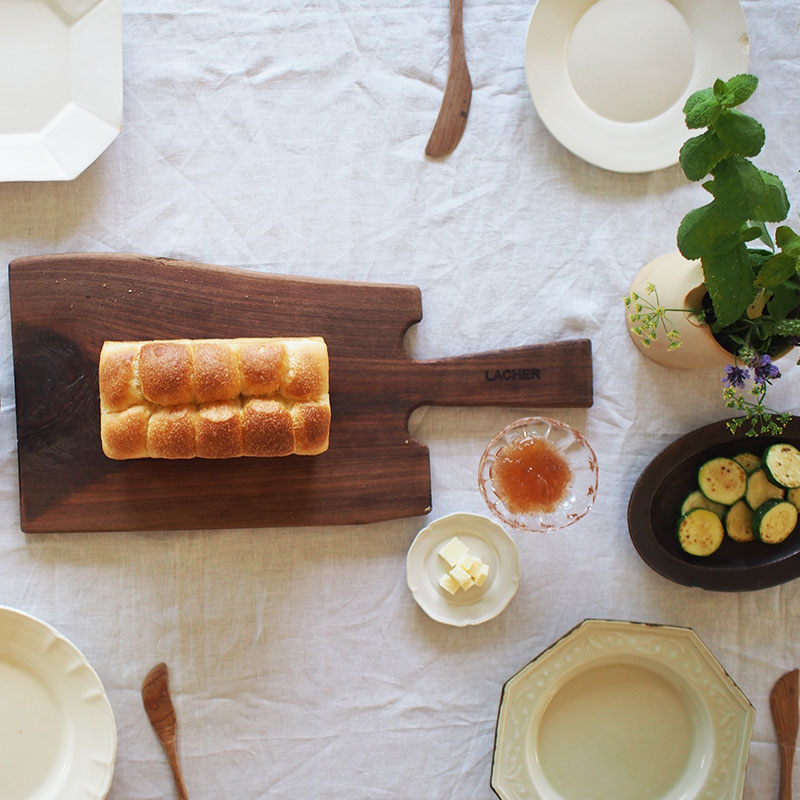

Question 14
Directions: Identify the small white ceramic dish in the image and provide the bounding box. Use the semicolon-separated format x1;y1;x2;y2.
0;0;122;181
492;619;754;800
0;606;116;800
525;0;749;172
406;512;520;627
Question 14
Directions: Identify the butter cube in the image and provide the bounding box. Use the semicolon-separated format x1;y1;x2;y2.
458;553;478;572
439;573;460;595
438;536;469;567
449;563;474;590
465;556;484;580
475;563;490;587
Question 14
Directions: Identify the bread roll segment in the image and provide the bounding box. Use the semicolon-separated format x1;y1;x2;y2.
99;337;330;459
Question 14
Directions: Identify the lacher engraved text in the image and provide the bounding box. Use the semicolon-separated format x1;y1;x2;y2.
484;368;541;381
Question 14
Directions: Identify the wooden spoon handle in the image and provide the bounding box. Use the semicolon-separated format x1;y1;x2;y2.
779;743;794;800
449;0;465;52
142;663;190;800
165;743;190;800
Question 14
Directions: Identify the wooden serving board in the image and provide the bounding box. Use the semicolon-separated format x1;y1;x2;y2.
9;254;593;532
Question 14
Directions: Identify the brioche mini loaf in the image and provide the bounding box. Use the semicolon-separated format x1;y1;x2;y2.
99;337;330;459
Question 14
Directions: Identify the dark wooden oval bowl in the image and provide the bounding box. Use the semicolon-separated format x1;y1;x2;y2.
628;417;800;592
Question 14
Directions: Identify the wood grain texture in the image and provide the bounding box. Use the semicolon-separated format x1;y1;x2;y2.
770;668;799;800
9;253;593;532
425;0;471;158
142;663;189;800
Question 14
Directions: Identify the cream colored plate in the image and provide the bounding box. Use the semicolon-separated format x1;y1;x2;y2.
525;0;749;172
492;619;754;799
0;0;122;181
406;512;520;627
0;606;116;800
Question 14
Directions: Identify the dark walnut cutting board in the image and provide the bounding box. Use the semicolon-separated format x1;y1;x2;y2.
9;253;593;532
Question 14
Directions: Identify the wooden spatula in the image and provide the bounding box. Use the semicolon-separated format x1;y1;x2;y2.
425;0;471;157
142;663;190;800
770;668;799;800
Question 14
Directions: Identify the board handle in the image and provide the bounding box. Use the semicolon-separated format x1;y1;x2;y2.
409;339;593;409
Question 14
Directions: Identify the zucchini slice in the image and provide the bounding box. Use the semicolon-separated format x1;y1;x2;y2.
733;452;761;473
680;490;725;518
724;500;755;543
752;499;799;544
745;468;785;510
697;457;747;505
763;443;800;489
678;508;725;556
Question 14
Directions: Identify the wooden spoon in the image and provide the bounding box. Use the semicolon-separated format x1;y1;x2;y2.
770;668;799;800
425;0;472;158
142;663;190;800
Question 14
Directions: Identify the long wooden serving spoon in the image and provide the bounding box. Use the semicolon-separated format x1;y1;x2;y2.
425;0;472;158
142;663;190;800
770;668;799;800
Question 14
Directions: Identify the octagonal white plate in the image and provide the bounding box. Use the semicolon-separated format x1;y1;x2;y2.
492;619;754;799
0;606;116;800
406;512;520;627
525;0;749;172
0;0;122;181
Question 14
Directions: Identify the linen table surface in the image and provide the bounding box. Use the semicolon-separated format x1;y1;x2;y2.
0;0;798;797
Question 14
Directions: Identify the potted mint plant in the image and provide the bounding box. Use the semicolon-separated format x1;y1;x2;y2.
627;74;800;435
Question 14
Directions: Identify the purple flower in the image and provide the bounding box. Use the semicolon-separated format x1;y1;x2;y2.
752;354;781;385
722;364;750;388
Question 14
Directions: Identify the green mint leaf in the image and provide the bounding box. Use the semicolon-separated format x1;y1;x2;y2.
712;230;751;255
677;202;740;259
679;131;727;180
713;78;731;106
751;169;791;222
747;248;774;271
755;252;798;288
714;109;765;158
703;244;757;327
705;156;763;218
768;284;800;321
683;88;720;129
776;225;800;257
750;221;775;250
708;157;789;222
725;74;759;106
741;226;763;243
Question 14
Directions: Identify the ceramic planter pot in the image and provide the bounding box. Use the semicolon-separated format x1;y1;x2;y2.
626;251;735;370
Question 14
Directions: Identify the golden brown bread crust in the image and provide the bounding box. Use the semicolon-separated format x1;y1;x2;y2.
101;405;151;459
99;337;330;459
195;401;244;459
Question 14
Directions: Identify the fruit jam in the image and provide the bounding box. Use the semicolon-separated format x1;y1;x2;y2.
492;435;572;514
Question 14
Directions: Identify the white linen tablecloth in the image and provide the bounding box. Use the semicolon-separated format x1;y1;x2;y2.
1;1;799;797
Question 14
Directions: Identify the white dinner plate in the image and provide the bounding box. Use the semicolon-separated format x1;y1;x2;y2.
0;606;116;800
525;0;749;172
492;619;754;800
0;0;122;181
406;512;520;627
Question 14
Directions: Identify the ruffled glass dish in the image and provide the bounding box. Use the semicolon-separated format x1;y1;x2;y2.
478;417;598;532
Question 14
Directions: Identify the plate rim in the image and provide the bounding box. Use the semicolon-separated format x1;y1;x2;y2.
0;0;122;182
523;0;750;173
406;511;521;627
490;618;754;800
0;605;117;800
627;417;800;592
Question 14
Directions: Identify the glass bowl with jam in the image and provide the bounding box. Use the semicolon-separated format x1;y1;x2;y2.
478;417;598;533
